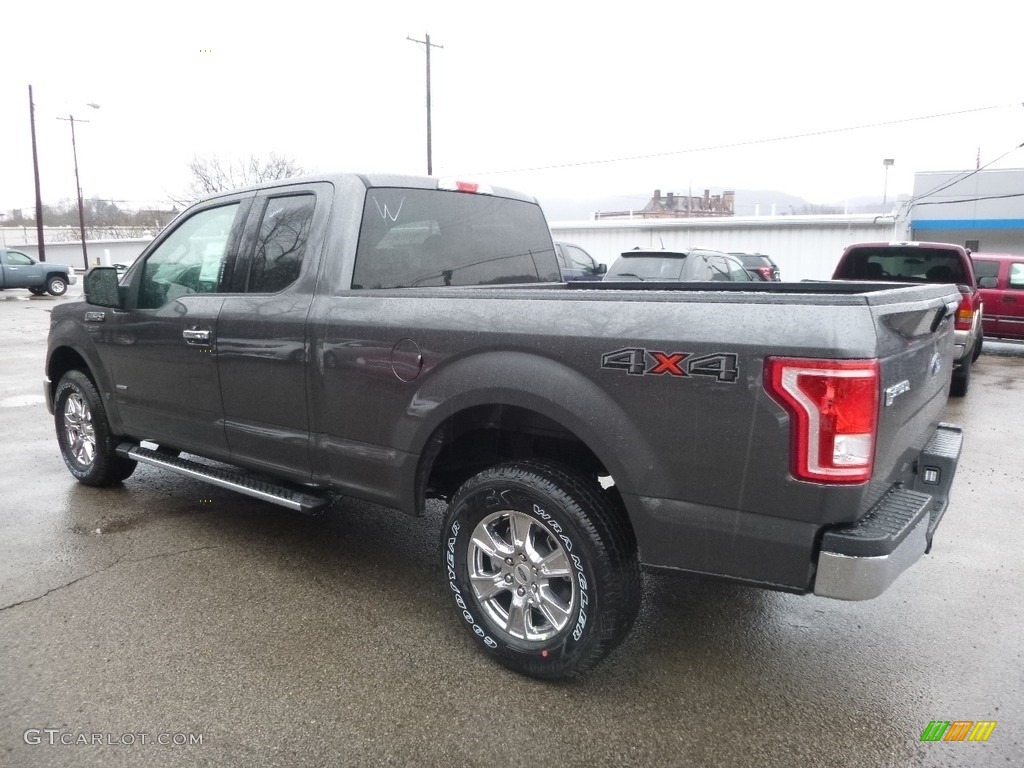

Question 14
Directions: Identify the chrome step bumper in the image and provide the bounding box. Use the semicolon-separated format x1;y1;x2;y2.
813;423;963;601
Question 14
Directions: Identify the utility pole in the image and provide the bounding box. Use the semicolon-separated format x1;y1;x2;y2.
29;85;46;262
58;113;91;269
407;32;443;175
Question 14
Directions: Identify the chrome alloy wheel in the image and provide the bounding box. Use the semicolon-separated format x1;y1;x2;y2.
63;392;97;467
468;509;576;642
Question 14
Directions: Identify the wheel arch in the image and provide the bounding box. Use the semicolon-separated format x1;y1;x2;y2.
45;341;124;433
405;350;660;518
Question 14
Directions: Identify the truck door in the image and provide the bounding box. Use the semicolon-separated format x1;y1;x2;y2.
999;260;1024;338
215;184;330;481
100;197;252;456
2;250;40;287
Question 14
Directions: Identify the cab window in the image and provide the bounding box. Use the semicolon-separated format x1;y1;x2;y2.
138;204;241;309
7;251;33;266
246;194;316;293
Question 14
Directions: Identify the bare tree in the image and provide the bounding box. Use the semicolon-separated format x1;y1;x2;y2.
171;152;305;205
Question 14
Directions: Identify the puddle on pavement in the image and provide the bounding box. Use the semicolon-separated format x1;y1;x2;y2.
71;516;145;536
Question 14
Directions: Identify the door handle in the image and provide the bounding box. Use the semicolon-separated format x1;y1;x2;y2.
182;329;212;345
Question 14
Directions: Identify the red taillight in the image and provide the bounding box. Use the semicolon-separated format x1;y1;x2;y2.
756;267;773;280
954;291;975;330
764;357;879;484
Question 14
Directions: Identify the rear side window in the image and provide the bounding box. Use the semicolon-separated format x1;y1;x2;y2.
351;188;559;289
247;194;316;293
836;247;967;283
973;260;999;281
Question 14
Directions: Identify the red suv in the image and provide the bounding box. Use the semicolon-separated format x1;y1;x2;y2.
972;252;1024;340
832;241;982;397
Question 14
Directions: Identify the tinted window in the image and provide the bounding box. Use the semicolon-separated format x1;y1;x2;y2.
138;204;240;309
352;189;558;289
607;255;687;281
725;255;753;281
248;194;315;293
7;251;33;266
836;247;967;283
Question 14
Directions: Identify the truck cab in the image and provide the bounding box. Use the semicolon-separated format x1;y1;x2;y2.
0;248;77;296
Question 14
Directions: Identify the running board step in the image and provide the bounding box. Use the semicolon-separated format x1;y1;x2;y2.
117;444;328;514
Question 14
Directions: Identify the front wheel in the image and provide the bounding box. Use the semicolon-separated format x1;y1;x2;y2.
46;275;68;296
442;461;640;679
54;370;137;485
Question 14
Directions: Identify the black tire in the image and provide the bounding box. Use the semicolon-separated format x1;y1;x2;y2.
54;370;137;485
949;360;970;398
28;286;47;296
971;335;983;362
442;460;641;679
46;275;69;296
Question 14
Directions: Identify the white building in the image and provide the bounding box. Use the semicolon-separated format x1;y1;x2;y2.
550;168;1024;281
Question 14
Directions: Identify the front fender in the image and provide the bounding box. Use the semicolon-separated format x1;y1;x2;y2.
46;304;125;434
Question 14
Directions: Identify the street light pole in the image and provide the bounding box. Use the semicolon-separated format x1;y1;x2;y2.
58;104;99;270
29;85;47;262
882;158;895;209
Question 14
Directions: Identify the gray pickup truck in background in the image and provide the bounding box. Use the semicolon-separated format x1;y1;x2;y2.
0;247;77;296
45;173;963;678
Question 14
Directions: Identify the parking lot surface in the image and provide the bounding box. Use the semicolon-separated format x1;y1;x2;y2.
1;284;1021;767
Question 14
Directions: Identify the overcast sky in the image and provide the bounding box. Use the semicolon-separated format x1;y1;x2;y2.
3;0;1022;218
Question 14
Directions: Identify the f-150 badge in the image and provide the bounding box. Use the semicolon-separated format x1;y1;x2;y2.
601;347;739;383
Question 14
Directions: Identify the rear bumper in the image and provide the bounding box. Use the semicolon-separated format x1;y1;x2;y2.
813;422;963;600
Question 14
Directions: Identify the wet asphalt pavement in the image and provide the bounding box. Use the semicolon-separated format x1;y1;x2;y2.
1;284;1021;768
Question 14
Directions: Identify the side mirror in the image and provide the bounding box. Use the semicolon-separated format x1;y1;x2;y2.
978;276;998;289
83;266;124;308
594;263;608;275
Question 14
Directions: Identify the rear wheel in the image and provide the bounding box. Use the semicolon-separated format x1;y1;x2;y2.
442;460;640;679
950;360;970;397
54;370;136;485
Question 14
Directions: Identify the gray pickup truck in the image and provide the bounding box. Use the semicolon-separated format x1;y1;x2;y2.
45;173;963;679
0;247;77;296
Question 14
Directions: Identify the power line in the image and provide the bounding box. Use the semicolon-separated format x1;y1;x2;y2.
470;103;1014;176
